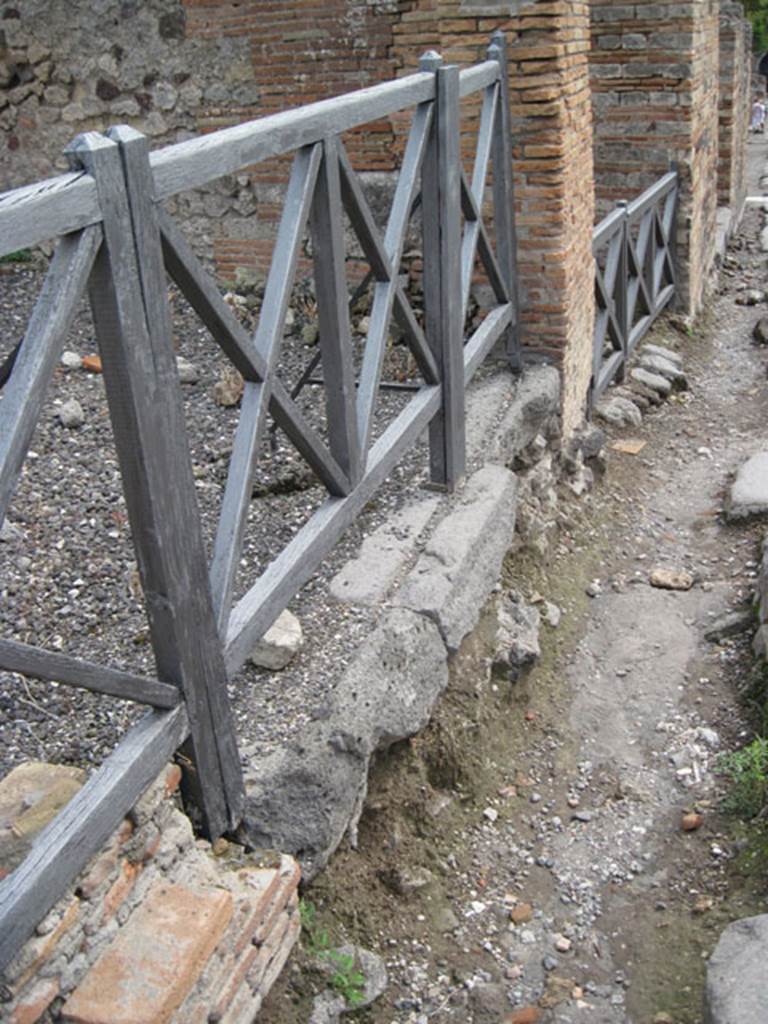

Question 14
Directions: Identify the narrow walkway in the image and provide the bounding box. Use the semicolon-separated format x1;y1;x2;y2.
261;146;768;1024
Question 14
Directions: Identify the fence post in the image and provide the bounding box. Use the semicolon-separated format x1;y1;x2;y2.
487;30;521;372
66;127;245;839
615;199;629;379
421;53;465;490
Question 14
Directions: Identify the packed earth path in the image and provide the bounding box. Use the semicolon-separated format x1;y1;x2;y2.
259;143;768;1024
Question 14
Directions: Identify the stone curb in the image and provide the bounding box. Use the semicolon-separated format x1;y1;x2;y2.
242;367;561;879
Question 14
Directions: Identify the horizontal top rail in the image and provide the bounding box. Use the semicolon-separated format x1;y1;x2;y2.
151;61;499;201
626;170;677;222
0;59;500;258
592;205;625;250
0;172;99;261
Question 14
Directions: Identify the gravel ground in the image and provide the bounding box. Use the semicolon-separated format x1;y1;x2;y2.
0;254;499;777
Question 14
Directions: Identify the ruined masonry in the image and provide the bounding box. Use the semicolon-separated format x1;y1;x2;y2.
0;762;300;1024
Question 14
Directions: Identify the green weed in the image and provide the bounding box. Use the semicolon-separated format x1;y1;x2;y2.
718;737;768;819
299;899;366;1007
0;249;33;265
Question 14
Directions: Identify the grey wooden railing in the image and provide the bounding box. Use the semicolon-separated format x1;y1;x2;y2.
0;33;518;970
591;170;678;404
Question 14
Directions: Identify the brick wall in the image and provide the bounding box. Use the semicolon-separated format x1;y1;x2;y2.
589;0;727;316
402;0;595;434
718;3;752;215
0;761;300;1024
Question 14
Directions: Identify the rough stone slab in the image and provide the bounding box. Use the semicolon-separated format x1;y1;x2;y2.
639;352;687;387
642;342;682;365
595;396;642;428
329;497;440;605
630;366;672;396
466;372;518;463
487;366;560;465
727;451;768;521
242;608;448;879
705;914;768;1024
62;882;233;1024
394;464;518;652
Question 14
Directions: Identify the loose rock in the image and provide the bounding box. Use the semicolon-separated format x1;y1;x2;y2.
650;568;694;591
249;609;303;671
56;399;85;428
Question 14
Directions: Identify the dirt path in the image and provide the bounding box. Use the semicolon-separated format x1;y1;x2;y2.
260;145;768;1024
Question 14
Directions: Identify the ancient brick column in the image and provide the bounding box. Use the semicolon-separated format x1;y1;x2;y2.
718;3;752;218
590;0;723;317
394;0;596;435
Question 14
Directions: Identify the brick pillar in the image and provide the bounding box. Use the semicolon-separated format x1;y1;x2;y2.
394;1;596;436
590;0;722;317
718;3;752;216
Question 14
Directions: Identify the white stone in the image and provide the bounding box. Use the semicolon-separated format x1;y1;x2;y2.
60;351;82;370
57;399;85;428
249;609;303;671
175;356;200;384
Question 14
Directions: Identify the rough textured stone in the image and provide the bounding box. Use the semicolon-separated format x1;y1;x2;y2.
642;343;682;365
249;609;303;671
488;367;561;465
242;608;448;879
752;317;768;344
329;497;440;605
649;568;694;591
57;399;85;428
704;608;753;642
705;915;768;1024
595;396;643;428
639;352;687;388
493;592;541;681
630;367;672;396
727;451;768;521
395;465;518;652
0;762;86;878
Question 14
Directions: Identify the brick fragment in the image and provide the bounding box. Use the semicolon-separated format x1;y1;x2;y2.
8;977;60;1024
62;882;233;1024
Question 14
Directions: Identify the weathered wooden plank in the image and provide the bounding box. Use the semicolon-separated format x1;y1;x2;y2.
487;32;520;367
210;144;323;632
626;171;677;221
428;64;465;489
356;102;433;456
0;638;180;709
592;207;625;251
151;73;436;200
0;705;188;973
337;147;439;387
460;82;498;318
310;138;361;484
0;226;102;525
463;303;513;383
158;212;349;496
224;382;441;673
71;127;243;837
459;171;509;305
0;172;100;259
458;60;499;98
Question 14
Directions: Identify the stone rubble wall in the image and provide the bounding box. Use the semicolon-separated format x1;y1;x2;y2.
0;762;300;1024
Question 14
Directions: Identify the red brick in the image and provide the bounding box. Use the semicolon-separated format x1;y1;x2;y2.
62;882;233;1024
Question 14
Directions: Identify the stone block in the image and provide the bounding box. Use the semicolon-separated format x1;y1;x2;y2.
728;452;768;521
705;915;768;1024
249;609;303;671
62;882;233;1024
243;608;448;878
395;465;518;652
329;497;440;606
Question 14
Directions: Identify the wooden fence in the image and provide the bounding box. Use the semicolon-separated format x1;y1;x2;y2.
0;34;519;969
591;169;678;404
